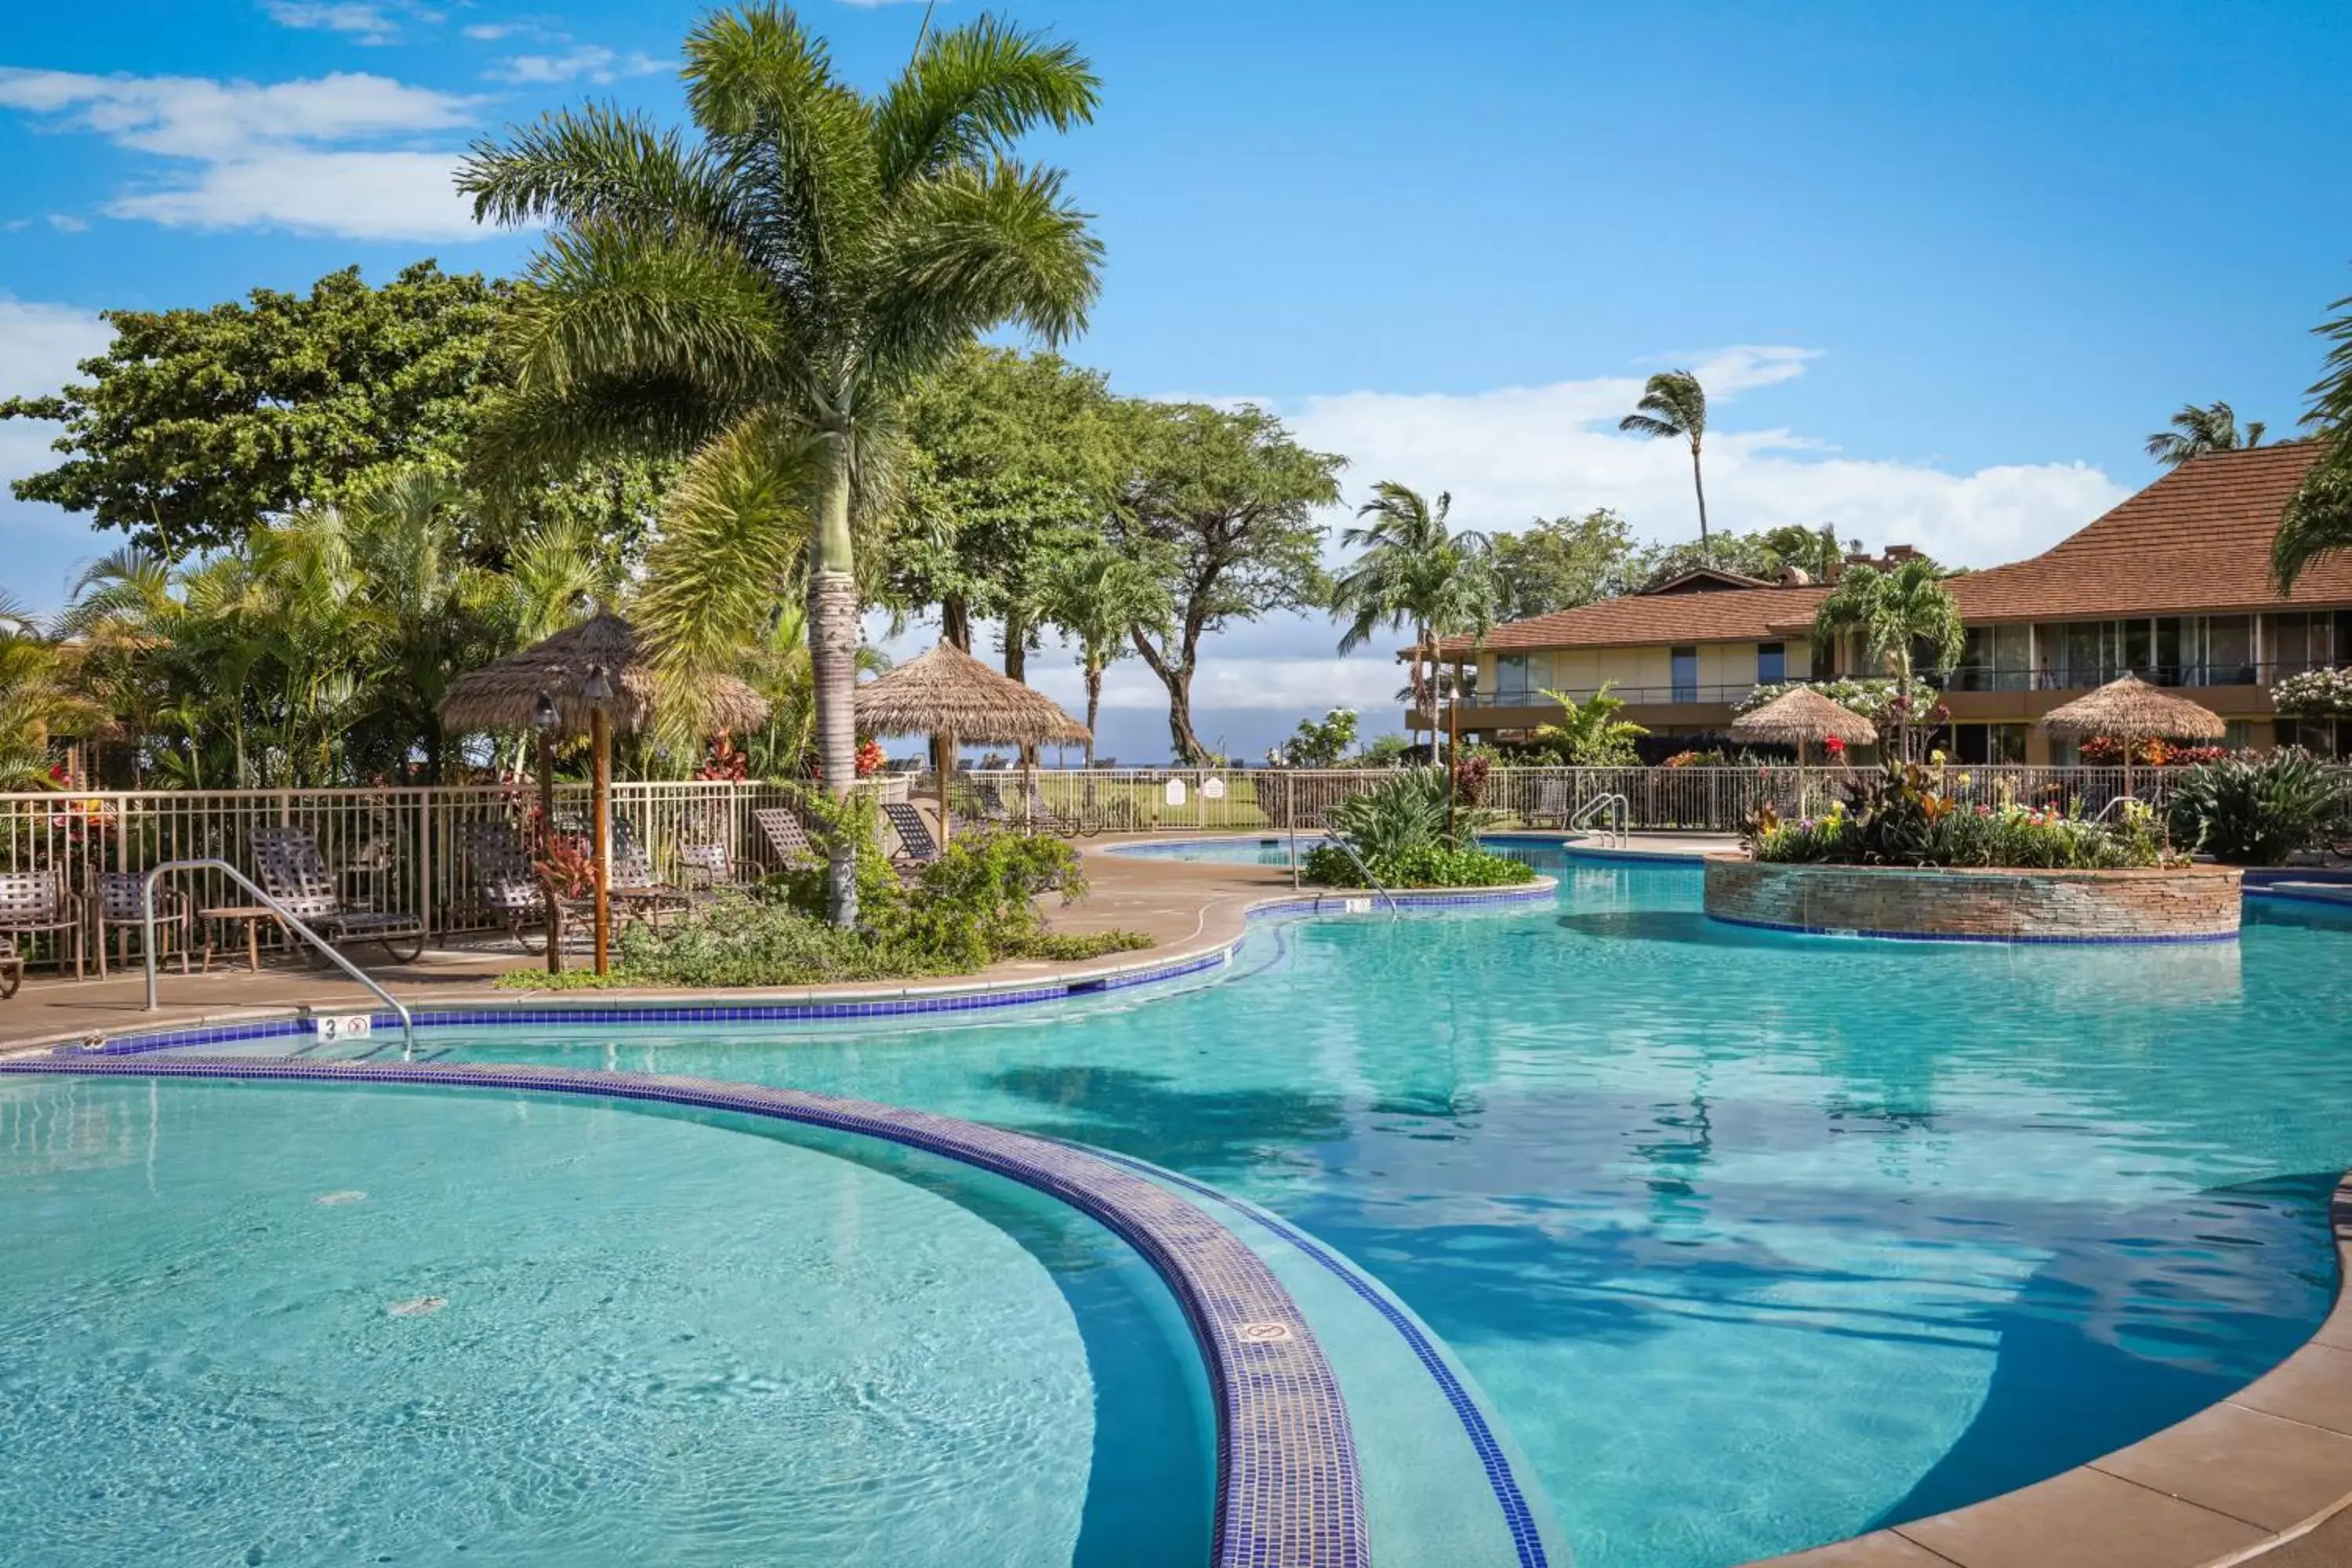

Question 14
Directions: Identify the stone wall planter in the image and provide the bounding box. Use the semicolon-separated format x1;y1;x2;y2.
1702;854;2242;943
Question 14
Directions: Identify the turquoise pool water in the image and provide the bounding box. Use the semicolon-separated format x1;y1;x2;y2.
0;1077;1213;1566
1105;834;1327;866
405;854;2352;1567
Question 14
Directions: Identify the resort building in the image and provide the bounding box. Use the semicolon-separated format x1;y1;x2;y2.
1420;441;2352;764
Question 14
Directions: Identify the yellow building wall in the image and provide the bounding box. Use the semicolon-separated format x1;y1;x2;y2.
1465;639;1815;706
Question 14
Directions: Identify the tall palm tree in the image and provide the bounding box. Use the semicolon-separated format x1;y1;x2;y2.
1040;544;1170;767
1620;369;1711;550
2146;401;2267;467
1810;558;1965;760
459;4;1102;924
1330;482;1496;764
2274;290;2352;592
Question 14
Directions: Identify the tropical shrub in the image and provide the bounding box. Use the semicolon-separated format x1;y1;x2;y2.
1747;760;2166;869
503;821;1149;989
1529;683;1646;765
2271;668;2352;717
2078;735;2227;767
2166;749;2352;865
1737;677;1906;720
1302;767;1534;887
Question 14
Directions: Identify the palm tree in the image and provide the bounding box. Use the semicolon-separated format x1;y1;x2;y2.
1330;482;1496;765
2274;290;2352;592
1040;544;1170;766
2145;401;2267;467
1810;558;1965;760
0;594;99;788
459;4;1102;924
1620;370;1711;550
1531;682;1646;766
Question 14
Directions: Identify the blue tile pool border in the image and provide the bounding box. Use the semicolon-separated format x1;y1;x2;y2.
1089;1146;1552;1568
0;1055;1370;1568
51;879;1559;1060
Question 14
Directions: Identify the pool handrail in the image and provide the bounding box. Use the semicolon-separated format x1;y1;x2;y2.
1312;816;1401;916
141;858;417;1055
1568;793;1629;849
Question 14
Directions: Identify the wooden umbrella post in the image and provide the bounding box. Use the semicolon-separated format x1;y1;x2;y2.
590;704;612;978
536;729;561;975
938;731;955;846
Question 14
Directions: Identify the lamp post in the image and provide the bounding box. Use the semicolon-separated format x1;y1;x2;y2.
583;662;615;978
531;689;562;975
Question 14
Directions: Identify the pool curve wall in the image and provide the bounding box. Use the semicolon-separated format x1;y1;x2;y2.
0;1056;1369;1568
1703;854;2244;943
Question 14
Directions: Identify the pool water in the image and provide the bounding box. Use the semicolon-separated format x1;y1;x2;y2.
417;854;2352;1568
1105;834;1326;866
0;1077;1213;1567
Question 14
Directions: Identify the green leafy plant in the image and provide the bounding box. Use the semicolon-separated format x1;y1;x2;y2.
1530;683;1647;766
2166;749;2351;865
1303;767;1534;888
1748;760;2167;869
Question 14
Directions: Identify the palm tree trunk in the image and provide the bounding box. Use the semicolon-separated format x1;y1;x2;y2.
809;455;862;927
1690;437;1710;551
942;596;971;652
1004;612;1036;766
1083;662;1102;769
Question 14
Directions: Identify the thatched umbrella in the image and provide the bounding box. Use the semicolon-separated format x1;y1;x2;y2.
853;643;1089;844
1730;687;1878;814
2038;672;2226;799
441;612;768;975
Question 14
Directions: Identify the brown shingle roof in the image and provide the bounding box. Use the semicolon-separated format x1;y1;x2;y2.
1432;583;1831;655
1430;442;2341;658
1948;441;2343;622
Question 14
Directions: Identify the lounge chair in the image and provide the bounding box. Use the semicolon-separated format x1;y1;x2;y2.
250;826;426;963
91;870;193;978
0;869;85;979
1530;777;1570;829
752;808;823;871
967;779;1018;826
880;801;943;868
0;938;18;1000
608;821;692;929
677;839;761;895
1022;781;1093;837
456;821;568;954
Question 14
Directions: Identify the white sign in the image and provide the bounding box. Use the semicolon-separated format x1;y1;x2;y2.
1163;778;1188;807
1201;775;1227;800
1344;897;1373;915
315;1014;373;1042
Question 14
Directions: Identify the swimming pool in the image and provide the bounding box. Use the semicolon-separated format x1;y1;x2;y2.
0;1075;1215;1566
1104;833;1329;866
270;850;2352;1568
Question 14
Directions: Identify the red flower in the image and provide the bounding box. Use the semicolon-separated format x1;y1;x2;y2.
1823;735;1847;757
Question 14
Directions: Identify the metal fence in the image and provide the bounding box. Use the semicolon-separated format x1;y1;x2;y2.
0;780;815;967
0;764;2238;971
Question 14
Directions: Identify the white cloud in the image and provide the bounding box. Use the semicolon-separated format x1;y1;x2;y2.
462;22;537;42
0;299;119;612
486;47;664;86
263;2;401;43
1266;350;2125;570
0;67;487;241
45;213;89;233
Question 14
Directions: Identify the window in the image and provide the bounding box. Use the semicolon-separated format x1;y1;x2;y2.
2204;616;2254;685
1951;723;2027;766
2154;618;2184;686
1994;625;2033;691
1670;646;1698;703
2062;622;2103;688
1496;654;1530;704
1756;641;1785;684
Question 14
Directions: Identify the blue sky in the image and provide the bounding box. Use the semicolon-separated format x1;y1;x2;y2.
2;1;2347;762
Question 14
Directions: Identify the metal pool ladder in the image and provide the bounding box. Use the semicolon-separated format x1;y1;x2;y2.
1312;815;1401;916
139;859;417;1056
1569;793;1630;850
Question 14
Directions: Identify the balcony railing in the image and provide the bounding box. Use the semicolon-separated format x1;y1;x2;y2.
1443;681;1766;709
1434;660;2314;716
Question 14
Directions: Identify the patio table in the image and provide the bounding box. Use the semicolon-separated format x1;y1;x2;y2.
199;904;285;975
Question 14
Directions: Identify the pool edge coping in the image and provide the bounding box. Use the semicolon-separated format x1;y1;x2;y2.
0;1054;1371;1568
1744;1172;2352;1568
0;876;1562;1060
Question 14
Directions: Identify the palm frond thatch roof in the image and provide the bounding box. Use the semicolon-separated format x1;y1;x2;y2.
2037;673;2227;741
1727;686;1878;748
853;642;1089;746
438;612;768;737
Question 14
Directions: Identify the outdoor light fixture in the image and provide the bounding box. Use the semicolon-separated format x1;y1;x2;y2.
583;663;615;707
532;689;558;731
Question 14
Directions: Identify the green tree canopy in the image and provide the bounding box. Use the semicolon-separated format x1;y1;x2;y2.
1489;509;1635;619
1109;402;1344;763
0;262;666;562
1810;557;1965;759
460;2;1105;924
2146;400;2267;468
2274;289;2352;592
